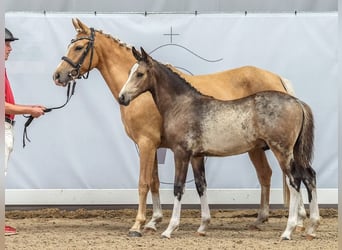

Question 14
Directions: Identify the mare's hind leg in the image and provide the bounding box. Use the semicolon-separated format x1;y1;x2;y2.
191;156;210;236
247;148;271;229
144;153;163;232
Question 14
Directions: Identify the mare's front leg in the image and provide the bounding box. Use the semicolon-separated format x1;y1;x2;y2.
247;148;272;228
161;150;190;239
129;143;161;237
191;156;210;236
144;153;163;232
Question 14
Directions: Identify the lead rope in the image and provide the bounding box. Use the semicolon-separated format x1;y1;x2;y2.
22;81;77;147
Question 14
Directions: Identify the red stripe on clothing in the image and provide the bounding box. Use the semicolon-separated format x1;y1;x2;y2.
5;70;15;120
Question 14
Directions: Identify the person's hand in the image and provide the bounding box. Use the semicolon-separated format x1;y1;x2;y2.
30;105;46;118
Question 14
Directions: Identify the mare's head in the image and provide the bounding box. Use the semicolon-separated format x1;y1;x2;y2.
118;47;154;106
53;18;100;86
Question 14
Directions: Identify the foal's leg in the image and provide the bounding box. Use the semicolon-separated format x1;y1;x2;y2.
280;176;302;240
270;148;302;240
144;153;163;232
247;148;271;228
283;176;307;233
302;167;320;240
191;156;211;236
129;144;158;237
306;188;320;239
161;151;190;239
295;184;307;232
281;169;319;240
249;148;307;231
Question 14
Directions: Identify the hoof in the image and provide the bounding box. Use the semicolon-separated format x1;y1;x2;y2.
143;227;157;235
295;226;305;232
280;236;290;241
196;231;206;237
306;234;315;240
161;234;171;239
128;231;142;237
248;224;262;231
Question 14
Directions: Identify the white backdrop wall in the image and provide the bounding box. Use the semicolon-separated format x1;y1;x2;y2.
4;12;338;205
4;0;338;13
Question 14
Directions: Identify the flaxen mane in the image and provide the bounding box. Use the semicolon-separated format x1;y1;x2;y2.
94;29;132;50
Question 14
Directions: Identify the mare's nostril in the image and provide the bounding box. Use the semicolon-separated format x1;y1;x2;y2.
53;72;60;80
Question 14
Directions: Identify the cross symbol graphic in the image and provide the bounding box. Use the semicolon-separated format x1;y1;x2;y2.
163;26;180;44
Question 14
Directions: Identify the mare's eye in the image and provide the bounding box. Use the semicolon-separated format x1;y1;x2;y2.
136;72;144;78
75;46;83;51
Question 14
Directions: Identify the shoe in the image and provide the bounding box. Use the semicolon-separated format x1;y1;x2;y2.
5;225;17;236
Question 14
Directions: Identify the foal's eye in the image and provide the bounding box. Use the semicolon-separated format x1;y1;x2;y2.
75;46;83;51
136;72;144;78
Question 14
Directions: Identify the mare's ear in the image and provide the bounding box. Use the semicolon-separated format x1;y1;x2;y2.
132;47;142;61
72;18;90;34
140;47;152;64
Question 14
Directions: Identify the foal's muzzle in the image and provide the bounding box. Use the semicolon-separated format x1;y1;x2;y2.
118;94;130;106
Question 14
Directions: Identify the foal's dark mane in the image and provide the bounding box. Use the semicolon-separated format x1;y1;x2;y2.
154;59;215;99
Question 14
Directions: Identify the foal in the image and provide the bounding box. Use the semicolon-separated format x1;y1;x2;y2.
119;47;320;240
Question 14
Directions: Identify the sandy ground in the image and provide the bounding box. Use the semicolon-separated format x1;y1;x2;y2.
4;207;337;250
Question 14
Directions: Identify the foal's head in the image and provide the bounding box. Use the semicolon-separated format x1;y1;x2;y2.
119;47;154;106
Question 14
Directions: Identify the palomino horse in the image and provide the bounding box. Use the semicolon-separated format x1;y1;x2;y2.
118;47;320;240
53;18;303;237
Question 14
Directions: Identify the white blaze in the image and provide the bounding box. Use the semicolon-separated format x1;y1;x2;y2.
119;63;139;96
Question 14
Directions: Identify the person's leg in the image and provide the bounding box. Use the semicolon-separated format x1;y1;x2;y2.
4;122;16;236
4;122;14;176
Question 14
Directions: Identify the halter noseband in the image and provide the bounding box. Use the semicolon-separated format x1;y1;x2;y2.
61;27;95;80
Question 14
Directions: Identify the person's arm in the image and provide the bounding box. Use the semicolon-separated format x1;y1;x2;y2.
5;102;46;118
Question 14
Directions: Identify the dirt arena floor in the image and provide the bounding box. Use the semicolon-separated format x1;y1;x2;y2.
4;207;337;250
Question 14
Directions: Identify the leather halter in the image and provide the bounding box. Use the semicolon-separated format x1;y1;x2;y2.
61;27;95;80
23;29;97;148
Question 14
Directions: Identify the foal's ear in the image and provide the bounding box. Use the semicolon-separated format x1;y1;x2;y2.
132;47;142;61
140;47;152;63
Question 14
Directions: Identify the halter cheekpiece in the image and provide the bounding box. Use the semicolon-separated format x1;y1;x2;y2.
61;27;95;80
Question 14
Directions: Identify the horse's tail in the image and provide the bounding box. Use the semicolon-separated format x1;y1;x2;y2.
280;76;296;207
280;77;296;96
283;100;314;207
294;101;315;169
287;100;316;204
